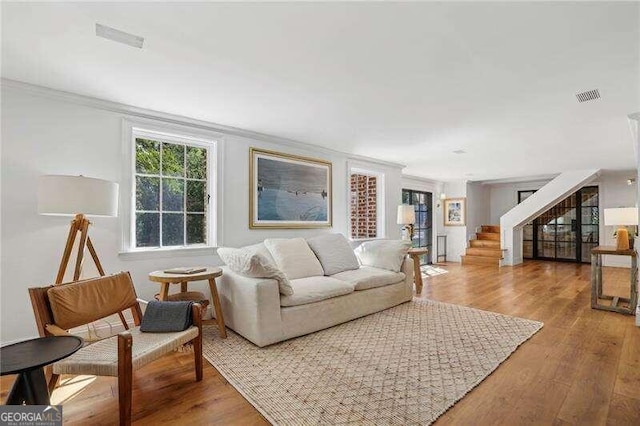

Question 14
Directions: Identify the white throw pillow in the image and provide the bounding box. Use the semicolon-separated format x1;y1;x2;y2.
217;245;293;295
306;233;359;276
354;240;412;272
264;238;325;280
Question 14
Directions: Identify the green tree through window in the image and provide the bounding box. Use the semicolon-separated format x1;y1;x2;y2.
134;135;210;248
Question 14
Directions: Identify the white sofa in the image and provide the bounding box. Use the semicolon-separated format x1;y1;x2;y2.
216;236;414;347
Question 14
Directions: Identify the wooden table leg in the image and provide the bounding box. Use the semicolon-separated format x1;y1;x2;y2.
411;254;423;294
631;255;638;311
596;254;603;298
591;252;597;308
208;278;227;338
180;282;188;293
159;282;170;301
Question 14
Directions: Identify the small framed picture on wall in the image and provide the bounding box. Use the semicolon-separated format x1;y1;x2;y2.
444;198;466;226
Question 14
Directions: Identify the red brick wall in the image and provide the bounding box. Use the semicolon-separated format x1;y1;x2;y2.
350;174;377;239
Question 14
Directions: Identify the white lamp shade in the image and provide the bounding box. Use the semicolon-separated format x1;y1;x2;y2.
397;204;416;225
38;175;119;217
603;207;638;226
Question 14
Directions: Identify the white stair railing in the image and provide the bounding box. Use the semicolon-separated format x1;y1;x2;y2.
500;169;600;266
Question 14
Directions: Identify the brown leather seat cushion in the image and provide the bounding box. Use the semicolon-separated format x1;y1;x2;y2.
48;272;137;330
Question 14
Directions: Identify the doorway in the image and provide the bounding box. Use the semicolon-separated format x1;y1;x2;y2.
402;189;433;265
520;186;599;263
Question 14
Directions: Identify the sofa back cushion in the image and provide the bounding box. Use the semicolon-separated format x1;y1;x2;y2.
264;238;324;280
218;245;293;295
354;239;411;272
306;233;359;276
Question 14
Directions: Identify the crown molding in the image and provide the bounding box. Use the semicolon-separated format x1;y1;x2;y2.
401;174;444;185
475;173;559;185
1;78;406;170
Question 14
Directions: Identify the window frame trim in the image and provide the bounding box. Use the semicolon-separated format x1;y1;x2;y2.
120;118;224;257
347;163;386;241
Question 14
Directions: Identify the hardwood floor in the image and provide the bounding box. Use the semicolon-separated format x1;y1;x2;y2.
2;261;639;425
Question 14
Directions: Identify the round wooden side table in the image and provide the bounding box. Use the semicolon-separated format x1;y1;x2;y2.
1;335;83;405
408;247;429;294
149;267;227;338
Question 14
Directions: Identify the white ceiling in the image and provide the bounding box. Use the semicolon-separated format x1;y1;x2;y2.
2;2;639;181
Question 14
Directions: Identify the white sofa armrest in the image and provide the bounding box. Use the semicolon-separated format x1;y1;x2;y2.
216;266;284;346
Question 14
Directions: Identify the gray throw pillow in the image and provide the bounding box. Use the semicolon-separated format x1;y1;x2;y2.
306;233;360;276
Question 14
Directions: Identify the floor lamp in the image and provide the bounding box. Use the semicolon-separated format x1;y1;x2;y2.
38;175;124;325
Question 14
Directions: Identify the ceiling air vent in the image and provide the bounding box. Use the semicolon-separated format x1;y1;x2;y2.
96;24;144;49
576;89;600;103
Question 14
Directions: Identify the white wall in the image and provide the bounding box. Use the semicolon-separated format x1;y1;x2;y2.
465;182;491;241
0;85;404;343
486;171;637;267
442;180;467;262
489;179;552;224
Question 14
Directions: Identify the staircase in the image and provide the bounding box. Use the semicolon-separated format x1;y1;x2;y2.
461;225;504;266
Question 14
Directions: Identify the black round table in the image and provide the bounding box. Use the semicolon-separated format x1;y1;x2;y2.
1;335;83;405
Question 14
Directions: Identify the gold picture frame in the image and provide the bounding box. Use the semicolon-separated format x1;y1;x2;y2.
249;148;333;229
444;197;466;226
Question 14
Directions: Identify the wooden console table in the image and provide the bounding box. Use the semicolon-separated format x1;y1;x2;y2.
590;246;638;315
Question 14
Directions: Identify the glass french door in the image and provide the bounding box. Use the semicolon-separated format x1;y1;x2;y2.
519;186;598;263
402;189;433;265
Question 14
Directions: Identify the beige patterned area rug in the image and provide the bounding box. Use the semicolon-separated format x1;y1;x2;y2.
202;299;542;425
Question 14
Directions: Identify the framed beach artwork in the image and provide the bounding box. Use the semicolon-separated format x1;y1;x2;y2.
444;198;466;226
249;148;332;228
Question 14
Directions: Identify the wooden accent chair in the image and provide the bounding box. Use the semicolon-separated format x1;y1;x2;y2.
28;272;203;426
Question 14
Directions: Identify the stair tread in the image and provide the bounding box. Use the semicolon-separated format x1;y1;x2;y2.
465;247;504;258
476;232;500;241
470;239;501;248
461;255;501;266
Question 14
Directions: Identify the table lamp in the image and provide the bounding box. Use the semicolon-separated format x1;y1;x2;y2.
603;207;638;250
397;204;416;241
38;175;119;283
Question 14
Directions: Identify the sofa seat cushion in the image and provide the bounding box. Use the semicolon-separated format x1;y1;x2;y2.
280;277;354;307
331;266;406;291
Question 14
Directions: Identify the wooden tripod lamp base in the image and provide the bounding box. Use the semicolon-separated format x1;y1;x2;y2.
55;214;105;284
